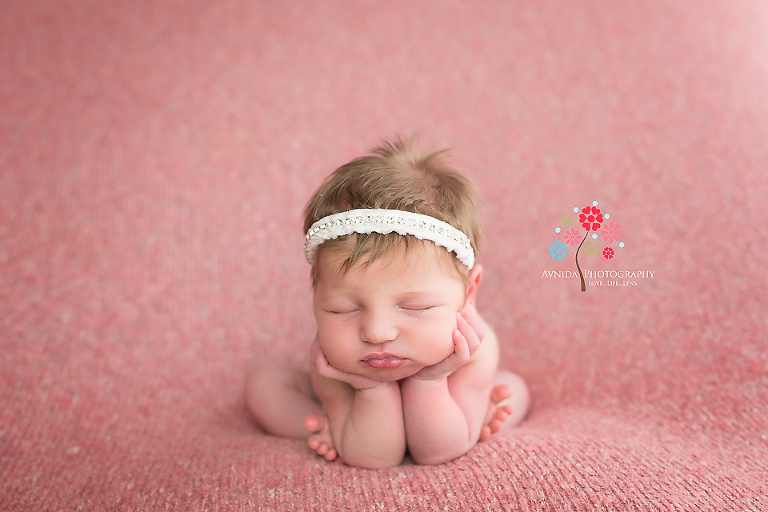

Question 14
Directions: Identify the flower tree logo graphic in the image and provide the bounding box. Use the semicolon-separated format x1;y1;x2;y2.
550;201;624;291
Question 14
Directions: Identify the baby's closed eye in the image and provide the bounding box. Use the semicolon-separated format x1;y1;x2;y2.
324;308;360;316
399;305;439;314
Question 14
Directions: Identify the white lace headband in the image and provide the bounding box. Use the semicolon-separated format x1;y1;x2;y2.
304;209;475;269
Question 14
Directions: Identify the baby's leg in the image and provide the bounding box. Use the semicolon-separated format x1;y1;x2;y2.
479;370;530;441
245;363;338;460
245;363;324;439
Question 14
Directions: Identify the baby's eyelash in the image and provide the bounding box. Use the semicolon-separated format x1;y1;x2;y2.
326;309;359;315
401;306;435;313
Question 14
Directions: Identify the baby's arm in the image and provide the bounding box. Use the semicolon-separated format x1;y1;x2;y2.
309;341;406;469
400;310;497;465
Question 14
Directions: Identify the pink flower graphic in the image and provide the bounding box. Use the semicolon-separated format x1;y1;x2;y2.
563;229;580;246
601;222;621;243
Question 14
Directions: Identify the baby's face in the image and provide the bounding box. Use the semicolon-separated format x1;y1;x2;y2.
313;243;467;382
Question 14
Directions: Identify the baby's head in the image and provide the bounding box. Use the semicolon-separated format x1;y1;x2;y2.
303;136;485;380
303;136;482;285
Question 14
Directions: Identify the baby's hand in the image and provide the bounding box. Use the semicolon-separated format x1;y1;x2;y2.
411;311;485;381
311;336;384;390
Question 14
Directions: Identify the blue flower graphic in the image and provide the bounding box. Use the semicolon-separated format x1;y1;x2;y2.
549;241;567;261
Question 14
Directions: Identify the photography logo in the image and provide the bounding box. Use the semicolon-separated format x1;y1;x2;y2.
547;201;631;292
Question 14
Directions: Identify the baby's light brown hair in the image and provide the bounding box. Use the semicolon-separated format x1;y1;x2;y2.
304;136;482;284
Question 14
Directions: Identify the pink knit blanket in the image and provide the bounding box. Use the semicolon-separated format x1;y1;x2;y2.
1;1;766;509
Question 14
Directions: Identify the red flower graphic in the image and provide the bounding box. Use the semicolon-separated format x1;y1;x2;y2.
563;229;580;246
568;200;621;292
579;206;604;231
601;222;621;243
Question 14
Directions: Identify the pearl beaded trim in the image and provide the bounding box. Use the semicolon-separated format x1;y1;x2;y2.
304;209;474;269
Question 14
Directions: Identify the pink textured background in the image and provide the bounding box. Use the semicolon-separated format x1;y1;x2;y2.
2;1;767;510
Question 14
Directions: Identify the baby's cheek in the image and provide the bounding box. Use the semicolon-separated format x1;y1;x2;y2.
422;322;458;364
316;330;351;370
319;340;352;370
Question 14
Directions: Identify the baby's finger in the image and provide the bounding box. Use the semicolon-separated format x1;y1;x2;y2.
457;312;481;355
452;324;472;364
460;310;485;340
314;345;328;369
315;350;345;381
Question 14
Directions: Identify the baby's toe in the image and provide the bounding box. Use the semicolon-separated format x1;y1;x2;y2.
303;414;322;433
491;384;513;404
316;442;330;456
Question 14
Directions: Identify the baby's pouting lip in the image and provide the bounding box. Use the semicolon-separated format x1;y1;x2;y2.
362;353;408;369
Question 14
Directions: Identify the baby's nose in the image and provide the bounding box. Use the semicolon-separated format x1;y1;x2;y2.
360;312;397;344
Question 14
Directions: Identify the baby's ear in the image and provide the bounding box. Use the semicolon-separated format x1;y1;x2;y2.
463;264;483;309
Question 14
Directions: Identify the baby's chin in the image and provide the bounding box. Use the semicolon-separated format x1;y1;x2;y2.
358;364;422;382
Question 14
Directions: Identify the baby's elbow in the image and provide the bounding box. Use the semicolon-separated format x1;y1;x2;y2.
343;449;405;469
411;452;459;466
411;443;474;466
411;453;449;466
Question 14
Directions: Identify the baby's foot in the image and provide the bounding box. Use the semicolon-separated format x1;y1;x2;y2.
303;414;338;462
479;384;514;442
